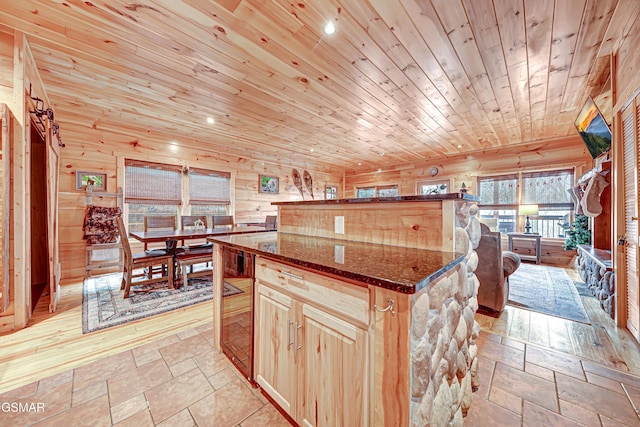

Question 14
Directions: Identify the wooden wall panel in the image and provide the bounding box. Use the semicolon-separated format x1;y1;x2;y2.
278;202;445;250
58;122;343;281
344;136;593;198
615;12;640;109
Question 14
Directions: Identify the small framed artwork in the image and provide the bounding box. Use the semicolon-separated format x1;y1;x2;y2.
259;174;279;194
76;170;107;191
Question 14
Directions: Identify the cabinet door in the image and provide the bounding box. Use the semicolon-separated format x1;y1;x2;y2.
298;304;368;427
254;283;297;415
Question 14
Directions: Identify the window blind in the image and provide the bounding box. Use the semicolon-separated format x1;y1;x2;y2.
477;174;518;208
124;159;182;205
521;169;574;209
189;167;231;205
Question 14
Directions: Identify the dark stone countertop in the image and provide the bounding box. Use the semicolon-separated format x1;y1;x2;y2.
272;192;479;206
208;232;464;294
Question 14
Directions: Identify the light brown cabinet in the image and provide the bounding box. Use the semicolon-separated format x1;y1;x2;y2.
254;257;369;426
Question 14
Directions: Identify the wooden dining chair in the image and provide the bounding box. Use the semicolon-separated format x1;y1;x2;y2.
180;215;209;247
176;215;213;285
265;215;277;230
116;217;174;298
213;215;234;227
143;215;177;251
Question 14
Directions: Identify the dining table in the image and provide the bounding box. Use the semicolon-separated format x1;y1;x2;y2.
129;225;274;252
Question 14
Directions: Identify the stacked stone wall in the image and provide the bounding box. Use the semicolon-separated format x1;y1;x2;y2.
409;201;481;426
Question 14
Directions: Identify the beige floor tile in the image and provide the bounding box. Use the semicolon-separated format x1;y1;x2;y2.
492;363;558;412
464;396;522;426
0;381;73;426
193;348;230;377
72;380;107;407
158;334;213;366
502;337;525;351
155;408;195;427
489;386;523;414
146;366;213;424
525;344;586;381
475;355;496;399
622;383;640;412
110;393;148;424
556;372;639;425
37;370;74;393
585;371;625;394
524;361;555;382
169;357;198;377
522;400;585;427
0;381;38;399
559;399;603;427
240;405;291;427
113;409;156;427
73;350;136;390
189;377;263;427
600;414;636;426
209;366;241;390
582;360;640;388
108;358;172;406
477;337;525;370
31;394;111;427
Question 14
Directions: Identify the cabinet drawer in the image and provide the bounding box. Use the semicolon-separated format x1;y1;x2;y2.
255;257;370;326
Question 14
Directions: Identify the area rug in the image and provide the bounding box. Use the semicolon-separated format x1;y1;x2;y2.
82;273;242;333
507;263;591;324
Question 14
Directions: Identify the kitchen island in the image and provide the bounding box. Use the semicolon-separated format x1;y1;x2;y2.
209;194;482;426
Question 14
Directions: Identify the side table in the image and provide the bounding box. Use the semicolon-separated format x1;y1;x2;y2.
507;233;541;264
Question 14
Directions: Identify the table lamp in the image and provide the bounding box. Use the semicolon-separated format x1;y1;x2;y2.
519;204;539;234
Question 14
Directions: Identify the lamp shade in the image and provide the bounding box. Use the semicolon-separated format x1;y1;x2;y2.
518;204;539;216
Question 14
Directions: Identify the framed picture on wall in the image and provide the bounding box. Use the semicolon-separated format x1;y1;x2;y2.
76;171;107;191
325;185;338;200
259;175;279;194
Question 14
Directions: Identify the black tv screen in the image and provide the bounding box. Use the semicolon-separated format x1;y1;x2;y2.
574;97;612;159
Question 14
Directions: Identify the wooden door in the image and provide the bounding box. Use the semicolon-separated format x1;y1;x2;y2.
0;105;10;312
46;124;60;312
621;101;639;340
299;303;367;427
254;282;297;416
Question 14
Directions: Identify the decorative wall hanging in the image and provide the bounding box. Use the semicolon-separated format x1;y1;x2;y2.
259;174;279;194
292;169;304;199
303;170;314;199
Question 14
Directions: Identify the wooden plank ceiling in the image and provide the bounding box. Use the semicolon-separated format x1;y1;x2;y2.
0;0;628;171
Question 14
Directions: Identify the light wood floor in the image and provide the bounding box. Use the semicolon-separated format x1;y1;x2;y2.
476;268;640;375
2;267;640;396
0;278;213;394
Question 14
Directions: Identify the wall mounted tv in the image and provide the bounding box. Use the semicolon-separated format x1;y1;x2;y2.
574;97;612;159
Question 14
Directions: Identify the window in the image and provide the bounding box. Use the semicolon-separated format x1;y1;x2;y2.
189;167;231;223
125;159;182;231
416;179;449;195
124;160;231;230
356;184;399;198
477;169;574;238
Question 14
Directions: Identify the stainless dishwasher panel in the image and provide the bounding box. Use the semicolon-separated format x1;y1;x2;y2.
220;247;255;381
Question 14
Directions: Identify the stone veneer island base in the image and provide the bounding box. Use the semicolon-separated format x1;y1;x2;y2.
210;194;483;426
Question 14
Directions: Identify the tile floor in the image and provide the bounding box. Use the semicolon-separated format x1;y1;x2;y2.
2;322;639;426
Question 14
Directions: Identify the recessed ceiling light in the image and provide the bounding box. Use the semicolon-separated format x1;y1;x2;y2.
206;117;215;124
457;144;463;148
310;148;314;152
324;21;336;35
358;162;362;166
